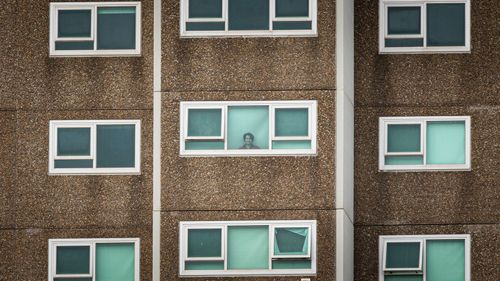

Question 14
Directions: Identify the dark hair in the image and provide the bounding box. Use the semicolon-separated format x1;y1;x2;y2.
243;132;254;140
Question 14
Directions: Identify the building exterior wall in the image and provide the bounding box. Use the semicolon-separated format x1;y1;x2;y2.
354;0;499;280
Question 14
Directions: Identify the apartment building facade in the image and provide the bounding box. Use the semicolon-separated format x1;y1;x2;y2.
0;1;497;281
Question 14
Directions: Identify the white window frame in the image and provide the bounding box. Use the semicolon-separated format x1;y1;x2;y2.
49;2;142;57
48;238;140;281
379;235;471;281
179;220;317;277
49;120;141;175
379;0;471;54
270;224;312;259
180;0;317;37
379;116;471;171
382;239;424;272
180;100;317;157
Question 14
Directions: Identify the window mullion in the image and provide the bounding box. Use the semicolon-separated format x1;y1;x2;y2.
422;120;427;165
92;123;97;169
422;3;427;47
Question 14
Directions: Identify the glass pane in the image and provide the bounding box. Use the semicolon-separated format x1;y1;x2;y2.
185;261;224;270
275;108;308;137
56;246;90;274
58;10;92;38
386;242;421;269
272;260;311;269
57;128;91;156
96;125;135;168
185;141;224;150
96;243;135;281
227;226;269;269
385;276;423;281
273;21;312;30
276;0;309;17
97;7;136;50
387;7;421;35
227;106;269;150
427;4;466;47
54;160;93;168
188;229;222;258
385;38;424;47
385;156;423;166
387;124;421;153
189;0;223;18
426;240;465;281
274;227;309;255
186;22;225;31
272;140;311;149
188;109;222;137
55;279;93;281
55;41;94;50
228;0;269;30
426;121;466;165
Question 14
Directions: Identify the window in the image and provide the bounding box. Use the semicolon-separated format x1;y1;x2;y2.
49;120;141;174
49;2;141;56
48;238;140;281
180;0;317;37
180;101;317;156
379;116;470;171
379;0;470;53
179;220;316;276
379;235;470;281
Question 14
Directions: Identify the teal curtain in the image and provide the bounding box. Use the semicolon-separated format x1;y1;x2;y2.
57;128;91;156
97;7;136;50
385;156;423;165
426;240;465;281
272;260;311;269
274;227;309;255
228;0;269;30
227;106;269;149
272;140;311;149
96;125;135;168
385;242;421;269
387;124;421;153
426;121;465;165
227;226;269;269
275;0;309;17
188;229;222;258
58;10;92;38
95;243;135;281
427;4;465;46
188;109;222;137
189;0;223;18
185;261;224;270
56;246;90;274
185;141;224;150
275;108;308;137
387;7;421;35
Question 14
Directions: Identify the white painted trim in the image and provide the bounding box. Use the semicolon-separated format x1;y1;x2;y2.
378;0;471;54
48;120;141;175
270;224;312;259
179;220;317;277
378;235;471;281
179;0;317;37
378;116;471;171
48;238;140;281
49;2;142;57
382;239;424;271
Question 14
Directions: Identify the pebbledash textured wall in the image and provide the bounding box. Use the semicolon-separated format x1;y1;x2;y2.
354;1;500;281
0;0;154;280
159;0;337;280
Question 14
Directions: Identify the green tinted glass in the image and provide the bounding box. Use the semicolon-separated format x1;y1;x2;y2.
185;261;224;270
427;4;466;46
188;229;222;258
275;0;309;17
385;38;424;47
58;10;92;38
54;160;94;168
96;125;135;168
426;121;465;165
186;22;225;31
272;260;312;269
97;7;136;50
227;106;269;150
387;7;421;35
385;276;423;281
185;141;224;150
385;156;423;165
386;242;421;269
57;128;91;156
55;279;92;281
228;0;269;30
426;240;465;281
189;0;223;18
188;109;222;137
55;41;94;50
56;246;90;274
95;243;135;281
274;227;309;255
387;124;421;153
275;108;308;137
273;21;312;30
227;226;269;269
272;140;311;149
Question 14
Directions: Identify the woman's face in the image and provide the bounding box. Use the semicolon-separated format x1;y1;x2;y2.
244;135;253;146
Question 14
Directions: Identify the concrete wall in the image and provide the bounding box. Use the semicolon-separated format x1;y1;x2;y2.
0;0;154;280
353;0;500;280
